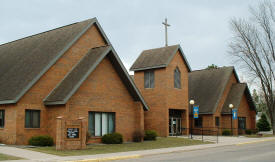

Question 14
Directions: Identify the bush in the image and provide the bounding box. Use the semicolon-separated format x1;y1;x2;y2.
257;114;271;131
251;128;259;134
144;130;157;141
133;131;144;142
222;129;232;136
245;129;252;135
28;135;54;146
102;132;123;144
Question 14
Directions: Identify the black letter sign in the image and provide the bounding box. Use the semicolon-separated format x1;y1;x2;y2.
67;128;79;138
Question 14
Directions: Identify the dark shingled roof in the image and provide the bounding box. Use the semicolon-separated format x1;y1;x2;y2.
130;44;191;72
189;67;235;114
44;46;149;111
189;66;256;114
44;46;109;104
0;18;109;104
222;83;256;114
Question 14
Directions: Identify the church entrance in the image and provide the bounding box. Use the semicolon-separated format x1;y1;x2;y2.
169;109;183;136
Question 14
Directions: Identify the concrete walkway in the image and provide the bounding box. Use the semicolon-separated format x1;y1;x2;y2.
1;136;275;162
0;146;59;161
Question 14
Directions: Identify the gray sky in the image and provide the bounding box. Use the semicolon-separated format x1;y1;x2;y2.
0;0;259;73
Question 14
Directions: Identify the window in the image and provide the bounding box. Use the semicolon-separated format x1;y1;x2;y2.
215;117;220;127
194;117;202;128
174;67;181;89
238;117;246;129
144;70;154;88
88;112;115;136
25;110;40;128
0;110;4;128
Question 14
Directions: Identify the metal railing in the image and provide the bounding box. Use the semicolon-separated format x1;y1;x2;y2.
177;127;259;144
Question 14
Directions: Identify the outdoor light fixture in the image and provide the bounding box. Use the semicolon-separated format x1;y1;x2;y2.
189;100;195;105
229;104;234;136
190;99;195;139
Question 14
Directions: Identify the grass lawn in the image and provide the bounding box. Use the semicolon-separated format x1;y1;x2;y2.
0;153;22;161
27;137;210;156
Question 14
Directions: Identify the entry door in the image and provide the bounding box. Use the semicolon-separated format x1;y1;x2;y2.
169;117;182;136
238;117;246;134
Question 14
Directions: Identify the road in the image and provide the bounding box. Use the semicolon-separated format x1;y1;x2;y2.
114;140;275;162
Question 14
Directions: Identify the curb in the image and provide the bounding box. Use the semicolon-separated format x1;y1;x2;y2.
58;137;275;162
235;138;275;146
66;155;141;162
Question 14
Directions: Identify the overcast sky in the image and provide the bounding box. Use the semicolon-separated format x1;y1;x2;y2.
1;0;259;75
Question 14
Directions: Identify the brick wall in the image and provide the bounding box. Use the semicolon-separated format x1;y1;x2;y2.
220;81;256;135
3;24;107;145
47;57;144;143
237;94;256;129
193;72;256;135
0;105;17;144
134;50;189;137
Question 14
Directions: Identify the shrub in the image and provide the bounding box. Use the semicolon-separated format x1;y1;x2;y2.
257;114;271;131
102;132;123;144
144;130;157;141
222;129;232;136
133;131;144;142
28;135;54;146
251;128;259;134
245;129;252;135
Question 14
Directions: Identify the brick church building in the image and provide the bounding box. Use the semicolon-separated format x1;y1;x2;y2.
0;18;256;145
130;45;191;136
189;67;256;135
0;18;148;145
130;46;256;137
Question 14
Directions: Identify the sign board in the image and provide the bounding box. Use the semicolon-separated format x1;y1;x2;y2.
67;128;79;139
193;106;199;119
232;109;237;120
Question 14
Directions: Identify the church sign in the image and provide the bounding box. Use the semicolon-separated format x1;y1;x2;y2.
193;106;199;119
67;128;79;139
232;109;237;120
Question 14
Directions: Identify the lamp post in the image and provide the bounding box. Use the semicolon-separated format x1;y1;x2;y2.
229;104;234;136
190;99;195;139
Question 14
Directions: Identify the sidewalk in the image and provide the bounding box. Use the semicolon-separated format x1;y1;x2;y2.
0;146;59;161
1;136;275;162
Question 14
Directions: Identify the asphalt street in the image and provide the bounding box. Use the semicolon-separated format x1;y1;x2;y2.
114;140;275;162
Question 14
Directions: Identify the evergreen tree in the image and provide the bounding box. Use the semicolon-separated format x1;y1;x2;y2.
257;113;271;131
206;64;218;69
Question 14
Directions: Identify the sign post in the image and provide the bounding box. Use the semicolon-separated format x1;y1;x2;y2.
231;109;237;135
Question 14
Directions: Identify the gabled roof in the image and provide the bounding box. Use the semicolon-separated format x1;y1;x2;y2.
189;66;236;114
130;44;191;72
0;18;110;104
44;46;149;111
222;83;256;114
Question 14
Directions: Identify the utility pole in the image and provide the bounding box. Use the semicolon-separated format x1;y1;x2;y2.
162;18;170;46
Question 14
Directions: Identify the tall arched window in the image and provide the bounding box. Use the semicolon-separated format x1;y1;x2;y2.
174;67;181;89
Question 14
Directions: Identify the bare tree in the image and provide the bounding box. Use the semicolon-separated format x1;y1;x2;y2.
229;0;275;134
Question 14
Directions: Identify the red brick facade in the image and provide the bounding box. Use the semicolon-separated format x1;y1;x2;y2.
191;73;256;135
133;51;190;137
0;20;257;147
0;23;144;145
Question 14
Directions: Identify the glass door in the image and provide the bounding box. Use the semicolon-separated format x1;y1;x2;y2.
169;117;182;136
238;117;246;135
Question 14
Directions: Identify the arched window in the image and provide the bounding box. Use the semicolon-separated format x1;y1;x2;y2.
174;67;181;89
144;70;154;88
